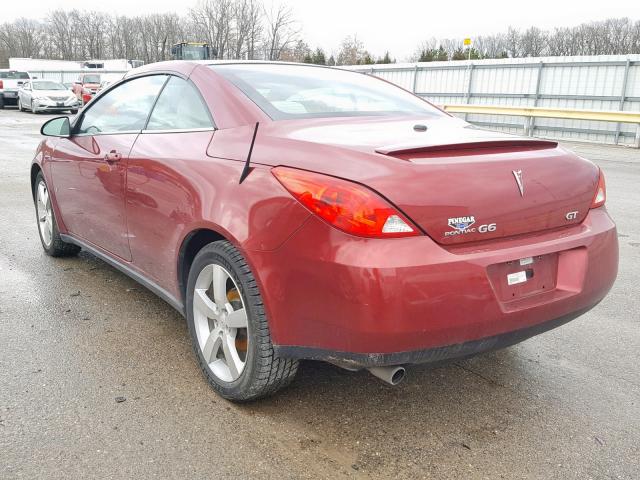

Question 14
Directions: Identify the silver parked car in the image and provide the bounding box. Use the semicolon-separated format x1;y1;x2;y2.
18;80;80;114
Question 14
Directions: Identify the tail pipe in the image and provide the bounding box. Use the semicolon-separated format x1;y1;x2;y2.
367;366;406;386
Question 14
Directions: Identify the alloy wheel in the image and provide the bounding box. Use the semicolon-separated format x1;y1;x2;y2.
36;180;53;247
193;264;249;382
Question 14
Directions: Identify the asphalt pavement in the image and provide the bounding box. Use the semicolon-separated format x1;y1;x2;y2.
1;108;638;479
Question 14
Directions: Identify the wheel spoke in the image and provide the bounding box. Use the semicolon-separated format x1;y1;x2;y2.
202;331;222;364
222;331;242;379
44;215;52;239
226;306;248;329
42;186;49;208
36;181;53;246
37;182;45;202
212;265;228;306
194;289;217;318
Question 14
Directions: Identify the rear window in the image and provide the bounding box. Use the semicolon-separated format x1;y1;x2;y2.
0;71;29;79
212;64;444;121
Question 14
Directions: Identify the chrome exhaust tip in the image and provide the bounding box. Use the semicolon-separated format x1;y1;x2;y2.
367;366;406;386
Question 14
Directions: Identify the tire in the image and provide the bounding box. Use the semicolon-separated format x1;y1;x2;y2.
0;95;4;109
33;172;80;257
18;98;23;112
186;240;298;402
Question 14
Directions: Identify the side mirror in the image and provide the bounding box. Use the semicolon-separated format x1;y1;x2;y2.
41;117;71;138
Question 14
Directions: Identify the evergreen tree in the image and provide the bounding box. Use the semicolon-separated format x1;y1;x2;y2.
377;51;393;64
311;47;326;65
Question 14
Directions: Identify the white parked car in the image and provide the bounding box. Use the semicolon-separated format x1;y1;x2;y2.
18;80;80;114
0;70;30;108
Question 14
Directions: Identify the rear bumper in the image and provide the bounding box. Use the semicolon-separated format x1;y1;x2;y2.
274;305;596;368
34;107;77;112
1;92;18;104
250;207;618;363
33;100;79;111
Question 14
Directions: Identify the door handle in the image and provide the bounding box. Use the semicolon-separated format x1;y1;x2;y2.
104;150;122;163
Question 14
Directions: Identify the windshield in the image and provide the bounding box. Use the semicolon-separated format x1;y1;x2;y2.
182;45;208;60
0;71;29;79
33;81;66;90
213;64;444;120
82;75;100;84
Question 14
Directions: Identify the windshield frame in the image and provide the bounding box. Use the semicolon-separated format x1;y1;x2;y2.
211;63;445;121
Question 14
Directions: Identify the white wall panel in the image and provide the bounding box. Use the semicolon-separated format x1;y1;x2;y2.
349;55;640;146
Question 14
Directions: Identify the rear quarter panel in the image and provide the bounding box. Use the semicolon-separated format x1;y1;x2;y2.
126;131;310;299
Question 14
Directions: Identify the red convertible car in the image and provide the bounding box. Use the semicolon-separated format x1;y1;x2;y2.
32;61;618;401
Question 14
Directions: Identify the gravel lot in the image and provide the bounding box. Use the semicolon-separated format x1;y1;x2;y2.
1;108;638;479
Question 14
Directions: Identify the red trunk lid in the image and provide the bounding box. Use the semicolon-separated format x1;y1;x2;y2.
369;143;598;245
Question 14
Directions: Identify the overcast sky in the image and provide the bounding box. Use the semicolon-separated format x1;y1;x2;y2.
2;0;639;59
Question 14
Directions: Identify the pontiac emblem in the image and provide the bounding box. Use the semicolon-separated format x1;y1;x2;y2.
512;170;524;197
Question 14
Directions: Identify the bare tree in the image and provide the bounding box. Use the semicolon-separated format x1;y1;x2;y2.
519;26;548;57
475;34;508;58
504;27;521;57
264;3;298;61
231;0;262;59
189;0;235;59
336;35;362;65
1;18;45;58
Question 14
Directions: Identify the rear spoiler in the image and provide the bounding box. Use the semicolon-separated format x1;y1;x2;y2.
375;139;558;156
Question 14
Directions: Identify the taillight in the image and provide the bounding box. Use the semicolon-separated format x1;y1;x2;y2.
0;80;3;89
591;168;606;208
272;166;419;238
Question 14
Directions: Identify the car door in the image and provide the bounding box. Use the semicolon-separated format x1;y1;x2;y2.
49;74;168;261
126;75;215;284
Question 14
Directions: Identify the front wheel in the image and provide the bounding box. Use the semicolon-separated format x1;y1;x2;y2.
34;172;80;257
18;98;23;112
186;240;298;402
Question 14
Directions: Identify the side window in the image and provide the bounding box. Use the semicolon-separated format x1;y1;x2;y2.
146;76;213;131
76;75;167;135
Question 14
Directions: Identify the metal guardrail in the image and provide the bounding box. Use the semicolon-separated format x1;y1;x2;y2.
442;104;640;148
